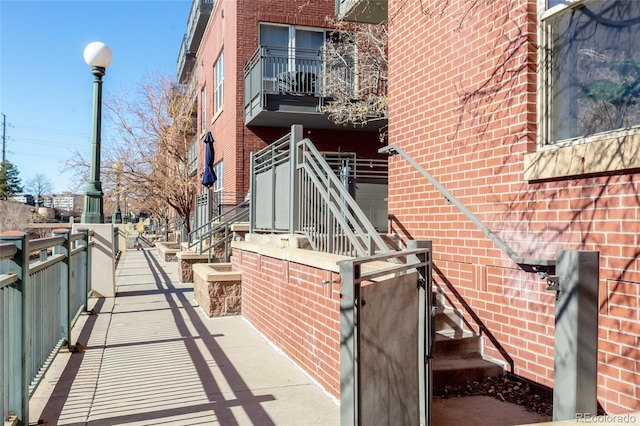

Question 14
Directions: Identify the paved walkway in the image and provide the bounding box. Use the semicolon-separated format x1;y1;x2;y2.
30;248;339;426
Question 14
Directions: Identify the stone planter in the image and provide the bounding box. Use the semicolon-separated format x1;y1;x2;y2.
155;241;181;262
193;263;242;317
176;252;212;283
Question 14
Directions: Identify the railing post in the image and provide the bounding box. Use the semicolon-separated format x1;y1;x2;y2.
338;259;359;426
78;228;92;307
553;250;599;421
0;231;29;426
113;227;119;255
52;229;72;347
326;175;335;254
289;124;303;234
407;240;433;426
249;153;256;233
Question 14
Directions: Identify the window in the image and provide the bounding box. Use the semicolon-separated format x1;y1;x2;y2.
527;0;640;180
214;52;224;114
541;0;640;144
259;24;327;94
213;160;223;194
201;86;207;132
213;160;224;215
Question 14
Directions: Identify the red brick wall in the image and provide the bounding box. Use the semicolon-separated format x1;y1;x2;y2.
232;249;341;398
388;0;640;414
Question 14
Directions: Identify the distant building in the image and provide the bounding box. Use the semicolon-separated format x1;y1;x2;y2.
8;193;35;206
41;194;78;212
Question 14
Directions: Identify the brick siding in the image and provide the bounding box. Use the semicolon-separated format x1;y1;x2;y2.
388;0;640;414
232;249;341;399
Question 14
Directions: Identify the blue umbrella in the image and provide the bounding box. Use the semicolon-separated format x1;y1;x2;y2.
202;131;217;188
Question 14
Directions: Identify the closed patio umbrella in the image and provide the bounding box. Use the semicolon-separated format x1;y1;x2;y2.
202;131;217;188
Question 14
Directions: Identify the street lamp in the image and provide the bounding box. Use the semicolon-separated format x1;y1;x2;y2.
112;162;122;224
81;41;112;224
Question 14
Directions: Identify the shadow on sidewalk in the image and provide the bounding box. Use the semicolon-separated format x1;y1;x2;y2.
38;250;276;426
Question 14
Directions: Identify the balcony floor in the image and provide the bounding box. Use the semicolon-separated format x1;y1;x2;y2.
30;248;339;425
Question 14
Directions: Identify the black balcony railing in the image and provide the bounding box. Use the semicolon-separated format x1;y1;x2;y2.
244;46;356;125
244;46;325;100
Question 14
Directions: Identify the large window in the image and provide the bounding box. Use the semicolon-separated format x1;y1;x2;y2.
214;52;224;114
527;0;640;181
541;0;640;144
259;24;327;94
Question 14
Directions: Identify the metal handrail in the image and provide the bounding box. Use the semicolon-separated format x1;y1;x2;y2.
380;143;555;269
157;217;183;242
1;229;93;425
296;138;391;257
250;127;391;257
188;200;250;262
187;193;248;243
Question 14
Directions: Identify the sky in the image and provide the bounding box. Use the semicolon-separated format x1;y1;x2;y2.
1;0;191;194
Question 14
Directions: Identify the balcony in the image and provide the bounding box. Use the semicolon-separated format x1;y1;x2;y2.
177;0;215;84
177;34;196;84
244;46;385;131
335;0;387;24
185;0;215;52
244;46;343;129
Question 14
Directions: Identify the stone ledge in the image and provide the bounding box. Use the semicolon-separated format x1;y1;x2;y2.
193;263;241;318
176;251;212;283
193;263;241;282
155;241;181;262
231;238;404;280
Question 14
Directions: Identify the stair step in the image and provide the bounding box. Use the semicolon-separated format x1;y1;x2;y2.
434;330;480;356
435;307;463;332
433;354;504;390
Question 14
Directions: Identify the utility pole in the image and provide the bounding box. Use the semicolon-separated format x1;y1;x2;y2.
2;113;6;163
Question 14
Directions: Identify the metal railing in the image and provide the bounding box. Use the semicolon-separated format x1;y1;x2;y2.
338;242;432;426
380;143;555;271
185;0;215;52
244;46;354;120
1;229;93;426
250;125;391;257
187;200;250;262
297;139;391;256
156;217;184;243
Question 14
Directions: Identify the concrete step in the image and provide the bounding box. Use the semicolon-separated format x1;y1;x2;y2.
434;330;480;357
435;307;464;332
432;354;504;390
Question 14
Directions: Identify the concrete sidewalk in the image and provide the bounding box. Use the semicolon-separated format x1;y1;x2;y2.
30;248;339;425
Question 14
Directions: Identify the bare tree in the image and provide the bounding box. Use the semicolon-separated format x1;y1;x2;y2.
319;0;504;136
65;73;197;232
0;200;31;232
321;20;388;133
24;173;54;206
104;73;197;233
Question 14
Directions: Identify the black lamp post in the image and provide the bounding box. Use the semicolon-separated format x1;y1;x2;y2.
81;41;112;224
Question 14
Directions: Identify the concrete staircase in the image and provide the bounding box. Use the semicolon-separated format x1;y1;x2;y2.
432;286;504;389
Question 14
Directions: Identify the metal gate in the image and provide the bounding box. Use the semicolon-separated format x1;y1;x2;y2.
194;191;211;237
337;241;434;426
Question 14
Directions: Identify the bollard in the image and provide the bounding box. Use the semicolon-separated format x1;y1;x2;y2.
553;250;599;421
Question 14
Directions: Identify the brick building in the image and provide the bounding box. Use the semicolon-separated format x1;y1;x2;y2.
182;0;639;419
381;0;639;416
177;0;383;214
